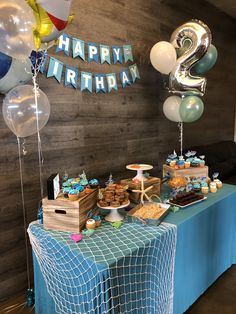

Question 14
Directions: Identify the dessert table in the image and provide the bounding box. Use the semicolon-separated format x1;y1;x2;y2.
164;183;236;314
29;184;236;314
29;221;177;314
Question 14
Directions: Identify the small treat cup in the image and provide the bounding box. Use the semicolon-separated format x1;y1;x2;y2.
169;160;176;167
214;179;223;189
86;219;96;229
68;194;79;201
201;186;209;195
185;161;191;168
210;182;217;193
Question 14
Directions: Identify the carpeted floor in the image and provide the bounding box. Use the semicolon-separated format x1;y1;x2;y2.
1;265;236;314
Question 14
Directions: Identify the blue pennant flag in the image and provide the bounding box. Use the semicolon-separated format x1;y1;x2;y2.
56;33;71;56
100;45;111;64
72;38;85;61
123;45;133;63
81;72;92;93
94;74;106;93
129;64;140;82
106;73;118;92
64;66;78;89
47;57;63;83
112;46;123;64
120;69;132;88
88;43;99;63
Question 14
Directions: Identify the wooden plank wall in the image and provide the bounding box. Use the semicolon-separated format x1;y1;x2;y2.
0;0;236;302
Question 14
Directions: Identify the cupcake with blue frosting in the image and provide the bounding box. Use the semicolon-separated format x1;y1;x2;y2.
177;157;185;169
68;189;80;201
89;179;99;189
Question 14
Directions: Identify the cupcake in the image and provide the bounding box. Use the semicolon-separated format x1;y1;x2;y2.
71;178;80;185
191;159;200;167
199;160;205;167
186;183;193;192
63;187;71;197
184;160;191;168
68;190;79;201
169;160;176;167
89;179;99;189
210;182;217;193
177;159;185;169
166;158;171;166
93;215;102;227
75;185;84;192
193;182;201;192
84;187;94;194
86;219;96;230
214;179;222;189
80;178;89;186
201;186;209;194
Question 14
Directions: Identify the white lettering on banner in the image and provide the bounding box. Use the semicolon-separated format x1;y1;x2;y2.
74;41;83;56
101;47;109;60
95;76;105;89
83;73;91;88
107;76;116;89
66;69;76;85
130;66;138;78
113;48;120;61
53;61;60;76
58;35;70;52
89;45;98;59
122;71;129;84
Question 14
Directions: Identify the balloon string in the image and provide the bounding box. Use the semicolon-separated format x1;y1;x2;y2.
32;75;44;201
178;122;183;156
17;137;31;289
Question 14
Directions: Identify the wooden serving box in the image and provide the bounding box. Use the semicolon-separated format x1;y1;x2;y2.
163;164;209;179
120;177;161;204
43;189;98;233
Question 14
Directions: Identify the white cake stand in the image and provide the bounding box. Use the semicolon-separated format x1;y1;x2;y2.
126;164;153;182
97;201;130;222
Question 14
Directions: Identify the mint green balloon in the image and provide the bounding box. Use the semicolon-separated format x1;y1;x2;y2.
193;44;218;74
180;96;204;123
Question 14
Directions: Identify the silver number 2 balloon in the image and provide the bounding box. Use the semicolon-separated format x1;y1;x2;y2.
169;20;212;96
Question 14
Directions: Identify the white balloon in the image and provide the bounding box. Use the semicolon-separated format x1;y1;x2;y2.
0;0;35;60
163;96;182;122
150;41;177;74
3;85;50;138
0;58;32;94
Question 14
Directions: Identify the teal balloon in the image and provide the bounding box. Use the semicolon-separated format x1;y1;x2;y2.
180;96;204;123
193;44;218;74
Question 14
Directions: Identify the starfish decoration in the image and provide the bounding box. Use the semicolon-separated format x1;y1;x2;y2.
132;179;153;204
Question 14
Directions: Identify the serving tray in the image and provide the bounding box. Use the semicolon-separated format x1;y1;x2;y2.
168;196;207;208
127;202;171;226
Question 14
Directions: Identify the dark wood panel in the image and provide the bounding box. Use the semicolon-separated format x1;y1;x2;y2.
0;0;236;303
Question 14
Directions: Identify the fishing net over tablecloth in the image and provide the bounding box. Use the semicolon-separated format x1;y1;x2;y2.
28;221;177;314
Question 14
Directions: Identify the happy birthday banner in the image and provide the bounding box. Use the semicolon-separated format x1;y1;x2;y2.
41;33;140;93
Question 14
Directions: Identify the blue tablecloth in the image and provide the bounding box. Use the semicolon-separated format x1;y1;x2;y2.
164;183;236;314
29;222;176;314
30;184;236;314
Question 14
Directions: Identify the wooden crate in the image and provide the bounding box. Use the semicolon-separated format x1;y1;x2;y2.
163;164;209;179
120;177;161;204
43;189;98;233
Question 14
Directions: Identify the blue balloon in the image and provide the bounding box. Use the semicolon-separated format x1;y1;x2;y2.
193;44;218;75
0;52;12;79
